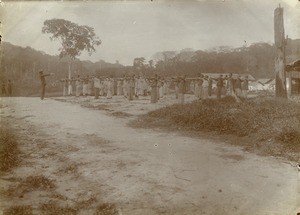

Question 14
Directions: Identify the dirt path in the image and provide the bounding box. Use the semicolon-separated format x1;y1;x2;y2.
0;97;299;215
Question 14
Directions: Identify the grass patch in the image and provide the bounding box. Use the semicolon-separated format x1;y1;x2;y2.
0;127;20;172
23;175;56;190
3;205;33;215
39;201;78;215
5;175;56;197
95;203;118;215
61;164;79;174
133;96;300;157
111;111;132;118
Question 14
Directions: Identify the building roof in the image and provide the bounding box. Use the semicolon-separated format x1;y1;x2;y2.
286;59;300;72
257;78;274;85
201;73;255;81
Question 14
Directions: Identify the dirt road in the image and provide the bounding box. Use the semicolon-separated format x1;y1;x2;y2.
1;97;299;215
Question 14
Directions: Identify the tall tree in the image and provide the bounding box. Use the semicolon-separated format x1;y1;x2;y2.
42;19;101;79
133;57;145;71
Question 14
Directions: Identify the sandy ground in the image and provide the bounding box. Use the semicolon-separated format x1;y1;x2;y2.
0;96;299;215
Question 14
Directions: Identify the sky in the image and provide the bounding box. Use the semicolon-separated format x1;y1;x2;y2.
1;0;300;65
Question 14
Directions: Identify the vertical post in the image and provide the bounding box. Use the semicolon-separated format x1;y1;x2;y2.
0;21;2;76
274;5;287;98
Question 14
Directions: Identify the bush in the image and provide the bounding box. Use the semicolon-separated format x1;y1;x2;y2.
3;205;33;215
95;203;118;215
143;96;300;139
0;128;20;172
276;128;300;146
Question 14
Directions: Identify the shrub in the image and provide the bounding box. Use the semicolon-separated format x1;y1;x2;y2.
95;203;118;215
3;205;33;215
142;97;300;140
0;128;19;172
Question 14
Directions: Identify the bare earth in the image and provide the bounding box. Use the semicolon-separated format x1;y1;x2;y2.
0;96;299;215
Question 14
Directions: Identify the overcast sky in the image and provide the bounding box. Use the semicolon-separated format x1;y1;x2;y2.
1;0;299;65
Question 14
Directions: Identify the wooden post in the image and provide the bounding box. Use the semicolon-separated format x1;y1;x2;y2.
0;21;2;74
274;5;287;98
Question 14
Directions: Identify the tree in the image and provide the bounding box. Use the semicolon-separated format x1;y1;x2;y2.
148;60;154;68
42;19;101;80
133;57;145;70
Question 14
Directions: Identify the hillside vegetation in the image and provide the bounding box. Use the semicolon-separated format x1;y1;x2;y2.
1;39;300;96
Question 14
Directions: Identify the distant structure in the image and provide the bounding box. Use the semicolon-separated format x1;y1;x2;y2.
286;59;300;96
274;5;287;98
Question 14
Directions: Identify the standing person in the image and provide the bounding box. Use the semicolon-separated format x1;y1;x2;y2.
178;75;186;104
99;78;104;96
140;76;147;96
61;77;68;97
39;70;54;100
149;74;159;103
224;75;228;95
159;79;164;99
234;75;242;97
216;74;224;99
134;75;139;98
122;75;128;98
195;75;204;100
198;74;204;100
162;79;168;96
242;76;249;98
113;77;118;96
173;76;179;99
226;73;235;96
93;76;100;99
106;77;113;99
68;77;73;96
1;81;7;96
75;75;81;97
208;76;213;97
165;79;171;96
120;78;124;96
156;76;161;100
117;78;122;96
202;76;209;100
137;76;144;97
82;75;89;96
128;75;135;101
87;76;93;96
194;79;199;99
7;80;13;97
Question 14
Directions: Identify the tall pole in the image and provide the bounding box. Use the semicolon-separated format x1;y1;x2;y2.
0;21;2;76
274;4;287;98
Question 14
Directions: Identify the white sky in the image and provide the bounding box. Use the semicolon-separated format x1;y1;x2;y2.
1;0;299;65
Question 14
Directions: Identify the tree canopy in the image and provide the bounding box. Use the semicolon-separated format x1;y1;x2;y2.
42;19;101;59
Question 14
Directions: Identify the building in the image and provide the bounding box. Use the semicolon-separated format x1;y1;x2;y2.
286;60;300;96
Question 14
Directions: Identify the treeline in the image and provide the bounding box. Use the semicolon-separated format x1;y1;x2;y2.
0;42;125;96
0;39;299;96
133;38;300;78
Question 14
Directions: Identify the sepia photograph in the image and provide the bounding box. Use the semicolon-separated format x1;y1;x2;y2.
0;0;300;214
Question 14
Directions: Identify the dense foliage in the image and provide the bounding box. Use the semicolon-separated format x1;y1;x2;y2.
142;96;300;144
42;19;101;59
0;42;125;96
